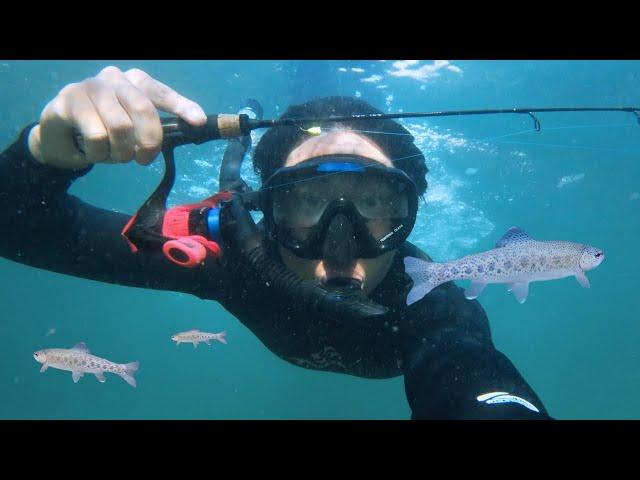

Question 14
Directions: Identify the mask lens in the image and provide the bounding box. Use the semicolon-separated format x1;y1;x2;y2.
270;169;413;246
352;175;409;220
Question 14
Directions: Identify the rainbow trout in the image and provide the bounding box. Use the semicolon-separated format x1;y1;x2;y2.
171;329;227;348
404;227;605;305
33;343;139;387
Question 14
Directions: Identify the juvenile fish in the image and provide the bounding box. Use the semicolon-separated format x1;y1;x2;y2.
171;329;227;348
33;343;139;387
404;227;605;305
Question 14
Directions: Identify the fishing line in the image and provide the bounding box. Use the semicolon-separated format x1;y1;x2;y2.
474;138;640;154
236;121;639;194
476;123;639;143
319;127;414;137
227;123;640;197
319;122;639;145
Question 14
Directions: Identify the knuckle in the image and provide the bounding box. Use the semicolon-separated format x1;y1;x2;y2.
85;132;109;145
124;68;150;85
128;97;155;117
99;65;122;77
41;98;66;121
109;118;134;138
81;77;106;95
137;142;161;156
59;82;80;97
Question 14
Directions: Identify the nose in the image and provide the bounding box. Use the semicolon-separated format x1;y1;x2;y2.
322;213;357;269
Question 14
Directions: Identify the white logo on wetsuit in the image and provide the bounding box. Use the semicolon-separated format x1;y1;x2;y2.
476;391;540;413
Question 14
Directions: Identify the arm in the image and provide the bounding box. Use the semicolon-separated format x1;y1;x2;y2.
0;125;224;299
402;281;551;419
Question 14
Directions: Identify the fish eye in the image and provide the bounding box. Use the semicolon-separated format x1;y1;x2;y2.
595;252;602;258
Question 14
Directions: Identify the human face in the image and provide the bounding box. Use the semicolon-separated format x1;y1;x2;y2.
277;130;397;295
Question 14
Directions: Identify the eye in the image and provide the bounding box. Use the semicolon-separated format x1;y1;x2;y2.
304;196;323;208
364;196;381;208
595;252;602;258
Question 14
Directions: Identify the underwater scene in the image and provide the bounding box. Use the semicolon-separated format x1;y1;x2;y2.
0;60;639;419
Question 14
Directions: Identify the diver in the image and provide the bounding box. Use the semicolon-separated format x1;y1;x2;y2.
0;66;551;419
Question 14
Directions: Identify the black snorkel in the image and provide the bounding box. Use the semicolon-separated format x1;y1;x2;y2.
78;104;640;321
219;99;263;193
214;101;387;319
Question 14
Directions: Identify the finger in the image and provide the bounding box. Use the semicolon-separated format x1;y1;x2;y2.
63;87;111;164
82;78;135;164
114;82;162;166
124;68;207;125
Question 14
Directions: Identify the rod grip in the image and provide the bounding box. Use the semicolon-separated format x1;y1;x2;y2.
161;114;251;146
73;113;252;153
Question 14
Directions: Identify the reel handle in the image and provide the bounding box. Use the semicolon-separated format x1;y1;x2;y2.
162;235;222;267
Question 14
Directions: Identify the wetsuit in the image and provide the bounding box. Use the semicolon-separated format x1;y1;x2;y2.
0;126;551;419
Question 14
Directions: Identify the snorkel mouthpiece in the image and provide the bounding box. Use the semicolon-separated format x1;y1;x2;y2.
324;277;363;293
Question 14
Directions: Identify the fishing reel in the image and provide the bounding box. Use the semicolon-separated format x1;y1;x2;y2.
119;113;260;267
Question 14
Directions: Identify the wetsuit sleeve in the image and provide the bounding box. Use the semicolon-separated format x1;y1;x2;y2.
0;125;224;300
402;281;551;419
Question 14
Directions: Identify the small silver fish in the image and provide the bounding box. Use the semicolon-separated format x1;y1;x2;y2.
404;227;605;305
171;329;227;348
33;343;139;387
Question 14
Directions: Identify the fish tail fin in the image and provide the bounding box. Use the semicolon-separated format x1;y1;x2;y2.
119;361;139;388
216;331;227;345
403;257;444;306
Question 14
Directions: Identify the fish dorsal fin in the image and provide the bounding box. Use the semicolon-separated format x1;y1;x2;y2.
495;227;534;248
188;329;200;333
71;342;90;353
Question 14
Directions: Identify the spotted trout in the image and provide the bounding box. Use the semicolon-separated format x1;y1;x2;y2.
171;329;227;348
33;343;139;387
404;227;605;305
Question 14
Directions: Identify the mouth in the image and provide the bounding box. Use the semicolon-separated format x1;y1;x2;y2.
320;264;365;290
322;276;363;292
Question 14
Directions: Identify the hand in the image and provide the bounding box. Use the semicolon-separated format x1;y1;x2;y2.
28;66;207;170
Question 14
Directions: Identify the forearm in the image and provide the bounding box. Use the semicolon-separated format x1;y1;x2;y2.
404;336;550;419
0;124;93;209
402;281;550;419
0;125;223;299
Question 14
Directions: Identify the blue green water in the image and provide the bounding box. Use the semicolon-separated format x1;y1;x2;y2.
1;60;639;419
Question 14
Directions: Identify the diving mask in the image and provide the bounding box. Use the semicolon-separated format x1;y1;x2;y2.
260;155;418;259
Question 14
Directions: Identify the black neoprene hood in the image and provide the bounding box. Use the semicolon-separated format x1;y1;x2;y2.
252;96;429;196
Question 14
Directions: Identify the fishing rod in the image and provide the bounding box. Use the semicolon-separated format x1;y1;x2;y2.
113;105;640;320
158;106;640;148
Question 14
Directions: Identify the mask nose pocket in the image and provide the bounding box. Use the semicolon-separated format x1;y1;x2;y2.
323;213;357;267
